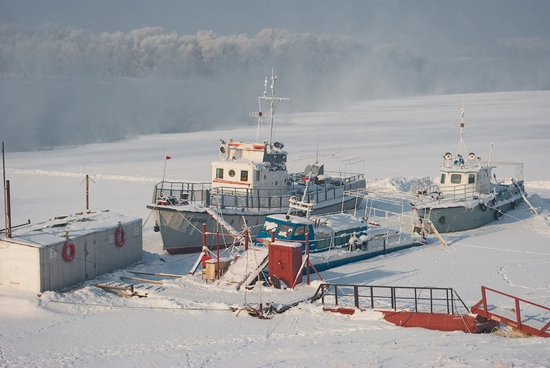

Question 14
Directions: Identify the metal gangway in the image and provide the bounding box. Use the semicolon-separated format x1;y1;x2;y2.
311;283;470;315
471;286;550;337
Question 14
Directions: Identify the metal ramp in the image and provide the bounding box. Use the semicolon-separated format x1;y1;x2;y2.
311;283;498;334
471;286;550;337
205;208;243;239
221;247;269;290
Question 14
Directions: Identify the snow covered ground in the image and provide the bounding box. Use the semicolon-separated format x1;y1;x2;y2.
1;90;550;366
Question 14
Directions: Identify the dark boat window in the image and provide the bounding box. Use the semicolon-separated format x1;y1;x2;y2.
277;223;294;238
468;174;475;184
451;174;462;184
255;170;260;181
228;169;236;177
440;173;446;184
240;170;248;182
216;168;223;179
294;225;306;236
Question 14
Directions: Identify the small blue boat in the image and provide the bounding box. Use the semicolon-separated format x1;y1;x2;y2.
255;195;425;272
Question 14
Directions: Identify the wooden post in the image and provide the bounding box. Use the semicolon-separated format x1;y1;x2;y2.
305;235;310;285
5;180;11;238
427;220;447;247
202;223;207;248
216;232;220;279
86;174;90;212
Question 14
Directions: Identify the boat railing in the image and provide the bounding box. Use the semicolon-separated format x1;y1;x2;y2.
440;180;492;202
210;187;292;211
489;161;524;184
412;178;493;204
152;174;365;210
152;181;211;204
311;283;470;315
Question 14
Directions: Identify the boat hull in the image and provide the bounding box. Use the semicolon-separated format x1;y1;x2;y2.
415;193;523;234
149;197;361;254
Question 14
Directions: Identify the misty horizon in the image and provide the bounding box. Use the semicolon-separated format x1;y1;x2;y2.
1;1;549;152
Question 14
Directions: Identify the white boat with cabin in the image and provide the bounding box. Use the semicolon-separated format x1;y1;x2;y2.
411;102;527;233
147;71;366;254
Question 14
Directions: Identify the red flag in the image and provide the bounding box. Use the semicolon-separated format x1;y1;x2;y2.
165;155;171;160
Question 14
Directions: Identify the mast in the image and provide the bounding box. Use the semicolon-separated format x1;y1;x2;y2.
457;101;468;156
258;69;289;146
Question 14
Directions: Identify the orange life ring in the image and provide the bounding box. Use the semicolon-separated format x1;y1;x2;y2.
115;227;126;247
63;241;75;262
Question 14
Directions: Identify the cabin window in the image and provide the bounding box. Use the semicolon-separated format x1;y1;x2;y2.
451;174;462;184
216;168;223;179
440;173;446;184
294;225;306;236
262;220;279;234
228;169;235;177
468;174;475;184
255;170;260;182
240;170;248;182
277;223;294;238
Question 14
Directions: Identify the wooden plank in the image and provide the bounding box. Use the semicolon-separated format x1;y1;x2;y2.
131;271;183;278
120;276;163;285
427;220;447;247
188;251;206;275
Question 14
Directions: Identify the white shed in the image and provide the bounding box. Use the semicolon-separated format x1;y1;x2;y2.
0;211;142;292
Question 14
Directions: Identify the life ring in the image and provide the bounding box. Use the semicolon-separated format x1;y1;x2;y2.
63;241;75;262
115;227;126;247
494;208;503;220
479;203;487;212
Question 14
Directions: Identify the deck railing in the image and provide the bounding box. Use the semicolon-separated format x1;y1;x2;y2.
151;174;365;211
471;286;550;337
311;283;470;315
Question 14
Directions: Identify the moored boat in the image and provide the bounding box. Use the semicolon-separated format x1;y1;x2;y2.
147;71;366;254
254;193;424;271
411;102;527;234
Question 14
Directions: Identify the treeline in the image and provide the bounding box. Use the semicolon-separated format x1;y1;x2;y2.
0;24;374;78
1;24;549;151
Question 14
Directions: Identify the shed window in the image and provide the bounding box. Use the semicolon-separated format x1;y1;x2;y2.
451;174;462;184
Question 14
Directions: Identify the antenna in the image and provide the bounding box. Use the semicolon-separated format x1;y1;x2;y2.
80;172;96;213
257;69;289;146
315;135;320;164
457;101;468;156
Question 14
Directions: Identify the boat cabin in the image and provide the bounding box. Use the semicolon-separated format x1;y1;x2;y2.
256;213;369;253
439;152;493;197
212;139;289;195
